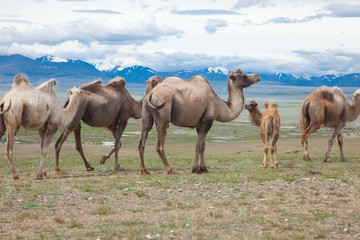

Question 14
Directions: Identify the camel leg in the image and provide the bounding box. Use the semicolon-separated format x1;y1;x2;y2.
192;121;212;173
337;133;346;161
112;122;127;172
301;122;320;161
73;126;94;171
100;122;127;167
155;121;175;174
324;124;344;162
5;126;18;180
37;126;58;180
262;139;268;169
138;108;153;175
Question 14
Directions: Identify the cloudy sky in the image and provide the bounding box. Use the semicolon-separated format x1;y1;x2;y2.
1;0;360;77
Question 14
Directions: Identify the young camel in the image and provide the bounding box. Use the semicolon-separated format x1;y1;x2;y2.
300;86;360;162
0;74;85;180
245;101;280;169
54;76;162;173
138;69;260;175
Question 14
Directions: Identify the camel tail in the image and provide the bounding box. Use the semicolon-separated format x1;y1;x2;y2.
266;116;274;141
146;93;166;110
300;102;311;131
0;99;11;114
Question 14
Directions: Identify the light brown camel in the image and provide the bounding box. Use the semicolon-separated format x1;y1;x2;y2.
245;101;280;169
54;76;162;173
0;74;85;180
138;69;260;175
300;86;360;162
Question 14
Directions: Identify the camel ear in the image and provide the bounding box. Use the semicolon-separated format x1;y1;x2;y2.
229;75;235;81
264;102;270;109
252;101;258;107
68;90;73;95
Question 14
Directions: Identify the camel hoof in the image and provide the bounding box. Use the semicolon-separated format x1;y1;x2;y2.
86;167;95;171
191;167;201;174
323;158;332;163
99;156;108;165
36;174;44;180
167;170;178;175
115;167;125;172
140;170;150;175
199;167;208;173
55;170;65;175
275;164;279;169
340;156;346;162
303;155;311;161
13;175;20;181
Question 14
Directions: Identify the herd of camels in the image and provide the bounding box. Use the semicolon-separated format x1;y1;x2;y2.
1;68;360;181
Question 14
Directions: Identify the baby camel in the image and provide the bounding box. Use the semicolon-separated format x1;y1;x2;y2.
245;101;280;169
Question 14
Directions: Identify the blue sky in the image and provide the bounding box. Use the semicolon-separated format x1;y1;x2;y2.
0;0;359;77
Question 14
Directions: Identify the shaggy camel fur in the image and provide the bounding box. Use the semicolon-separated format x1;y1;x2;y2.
0;74;85;180
54;76;162;173
300;86;360;162
138;69;260;175
245;101;280;168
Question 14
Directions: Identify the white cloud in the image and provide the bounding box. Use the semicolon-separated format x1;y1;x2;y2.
0;0;359;77
205;19;227;34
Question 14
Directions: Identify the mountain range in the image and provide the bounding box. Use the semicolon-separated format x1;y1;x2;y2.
1;54;359;87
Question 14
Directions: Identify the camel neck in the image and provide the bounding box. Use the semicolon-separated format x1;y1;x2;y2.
248;108;262;127
215;79;245;122
131;97;143;119
350;98;360;121
60;94;83;128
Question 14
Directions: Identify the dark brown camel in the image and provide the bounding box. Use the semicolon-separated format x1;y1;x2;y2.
301;86;360;162
54;76;161;173
138;69;260;175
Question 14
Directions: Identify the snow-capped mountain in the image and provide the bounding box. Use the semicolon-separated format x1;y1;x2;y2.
0;54;359;87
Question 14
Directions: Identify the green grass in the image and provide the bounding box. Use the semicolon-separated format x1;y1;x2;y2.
0;120;359;239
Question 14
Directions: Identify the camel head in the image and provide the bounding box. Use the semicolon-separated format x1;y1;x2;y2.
245;100;258;111
67;87;84;108
352;89;360;103
228;69;260;89
146;76;162;94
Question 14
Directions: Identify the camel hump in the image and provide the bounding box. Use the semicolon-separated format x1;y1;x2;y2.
318;90;335;102
13;74;30;87
265;102;278;109
36;79;57;93
80;80;103;92
105;77;125;90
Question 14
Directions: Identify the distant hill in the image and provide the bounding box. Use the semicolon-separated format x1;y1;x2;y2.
1;54;359;87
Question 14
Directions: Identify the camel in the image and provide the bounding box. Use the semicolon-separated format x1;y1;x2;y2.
54;76;162;173
0;74;86;180
300;86;360;162
138;68;260;175
245;101;280;169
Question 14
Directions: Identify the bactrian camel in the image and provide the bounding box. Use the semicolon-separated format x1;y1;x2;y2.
54;76;162;173
138;69;260;175
0;74;85;180
245;101;280;168
300;86;360;162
